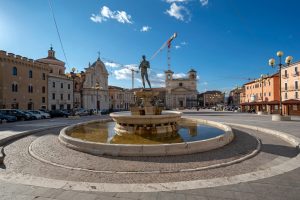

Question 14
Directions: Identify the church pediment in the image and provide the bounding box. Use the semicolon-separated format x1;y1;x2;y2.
171;86;191;92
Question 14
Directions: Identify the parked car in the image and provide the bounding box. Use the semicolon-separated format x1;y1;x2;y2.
26;111;42;120
39;109;50;114
0;109;30;121
49;110;69;118
29;110;50;119
0;113;17;122
75;109;89;116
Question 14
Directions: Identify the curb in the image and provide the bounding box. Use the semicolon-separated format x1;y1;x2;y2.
0;124;67;164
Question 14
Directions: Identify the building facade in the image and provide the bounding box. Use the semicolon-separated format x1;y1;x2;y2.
0;50;50;110
165;69;198;109
37;47;73;110
281;62;300;115
240;73;280;113
109;86;134;111
201;90;225;108
228;86;244;107
82;57;109;110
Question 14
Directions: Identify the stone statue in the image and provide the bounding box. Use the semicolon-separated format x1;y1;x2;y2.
139;55;151;88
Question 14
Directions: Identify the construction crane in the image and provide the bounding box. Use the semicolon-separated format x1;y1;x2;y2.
150;33;177;70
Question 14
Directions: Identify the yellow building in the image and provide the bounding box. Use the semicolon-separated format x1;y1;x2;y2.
0;50;50;110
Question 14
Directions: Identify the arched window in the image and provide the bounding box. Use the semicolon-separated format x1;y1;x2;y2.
28;85;33;93
29;70;33;78
12;67;17;76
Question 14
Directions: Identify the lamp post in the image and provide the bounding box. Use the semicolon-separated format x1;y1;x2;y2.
94;82;103;114
268;51;293;116
70;67;76;115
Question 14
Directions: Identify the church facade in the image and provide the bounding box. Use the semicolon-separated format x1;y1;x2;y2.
165;69;198;109
82;57;109;111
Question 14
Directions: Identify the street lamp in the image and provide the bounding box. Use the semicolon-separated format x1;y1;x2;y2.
70;67;77;115
268;51;293;115
94;82;102;114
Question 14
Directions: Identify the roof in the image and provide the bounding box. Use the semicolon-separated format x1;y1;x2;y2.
283;99;300;104
89;58;108;74
244;73;279;86
188;69;197;73
165;69;174;73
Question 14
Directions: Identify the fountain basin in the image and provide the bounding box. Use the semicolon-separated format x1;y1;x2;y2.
58;117;234;157
110;111;182;135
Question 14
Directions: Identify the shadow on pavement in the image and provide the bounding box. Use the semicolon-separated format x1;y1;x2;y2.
261;144;299;158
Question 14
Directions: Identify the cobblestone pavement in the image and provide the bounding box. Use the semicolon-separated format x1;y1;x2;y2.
0;111;300;200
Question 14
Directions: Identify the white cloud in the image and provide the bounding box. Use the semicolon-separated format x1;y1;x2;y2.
104;62;120;68
140;26;151;32
175;45;181;49
200;0;208;6
173;73;187;79
113;64;138;80
90;6;133;24
181;41;187;45
165;3;190;22
165;0;189;3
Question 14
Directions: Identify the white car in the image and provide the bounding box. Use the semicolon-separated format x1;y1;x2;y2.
27;111;42;120
29;110;50;119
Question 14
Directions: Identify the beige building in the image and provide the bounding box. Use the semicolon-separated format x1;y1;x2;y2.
82;57;109;110
165;69;198;109
228;87;244;107
37;47;73;110
281;62;300;115
202;91;225;107
109;86;134;110
0;50;50;110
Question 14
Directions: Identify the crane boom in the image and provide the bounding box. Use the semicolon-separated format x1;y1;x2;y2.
150;33;177;70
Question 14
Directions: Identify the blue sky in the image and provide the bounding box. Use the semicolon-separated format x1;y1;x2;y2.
1;0;300;92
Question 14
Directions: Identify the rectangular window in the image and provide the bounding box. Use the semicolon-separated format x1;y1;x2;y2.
296;92;299;99
295;81;298;90
53;82;55;88
42;97;45;103
42;73;46;80
29;70;33;78
285;70;288;76
285;93;288;99
295;67;298;73
52;93;55;100
61;83;63;88
61;94;63;100
68;84;71;89
42;86;45;93
269;92;271;96
285;83;288;90
68;94;71;100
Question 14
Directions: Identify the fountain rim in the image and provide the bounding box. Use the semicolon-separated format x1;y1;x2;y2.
58;117;234;156
109;111;182;118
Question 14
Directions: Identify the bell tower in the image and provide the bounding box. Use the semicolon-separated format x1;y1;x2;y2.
165;69;174;88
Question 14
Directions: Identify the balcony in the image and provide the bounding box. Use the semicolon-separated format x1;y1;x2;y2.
282;74;289;79
293;71;299;77
281;86;299;91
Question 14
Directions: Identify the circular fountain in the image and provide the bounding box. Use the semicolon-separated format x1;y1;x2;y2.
59;89;234;156
111;89;181;135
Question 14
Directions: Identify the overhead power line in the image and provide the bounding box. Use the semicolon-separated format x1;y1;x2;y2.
48;0;70;70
